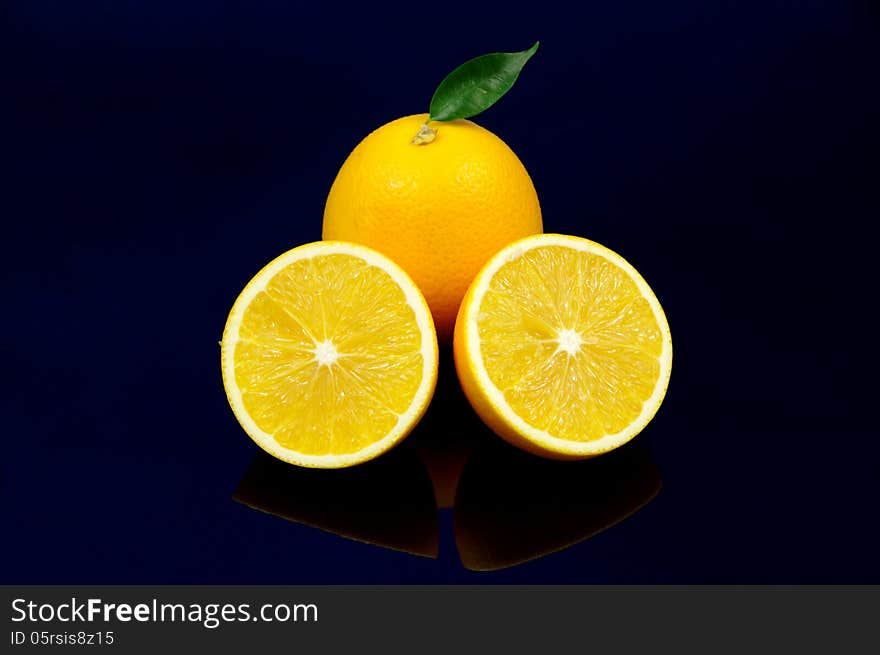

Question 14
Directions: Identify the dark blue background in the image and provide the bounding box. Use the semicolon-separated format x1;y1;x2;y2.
3;1;878;583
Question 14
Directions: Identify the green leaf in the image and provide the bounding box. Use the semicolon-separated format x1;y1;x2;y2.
428;41;539;123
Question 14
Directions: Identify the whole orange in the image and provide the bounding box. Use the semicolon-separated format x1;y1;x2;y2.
322;114;542;340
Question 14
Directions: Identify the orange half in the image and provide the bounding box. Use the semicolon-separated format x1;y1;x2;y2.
221;241;438;468
454;234;672;459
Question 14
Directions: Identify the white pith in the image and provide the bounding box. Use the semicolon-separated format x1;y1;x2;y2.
312;339;340;367
554;328;584;356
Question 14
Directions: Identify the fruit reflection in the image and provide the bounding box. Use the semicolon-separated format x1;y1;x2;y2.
414;440;473;509
454;441;662;571
232;366;663;569
233;447;439;558
410;355;481;508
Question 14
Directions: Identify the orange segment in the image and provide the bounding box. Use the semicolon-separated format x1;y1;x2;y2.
454;234;672;459
221;241;438;468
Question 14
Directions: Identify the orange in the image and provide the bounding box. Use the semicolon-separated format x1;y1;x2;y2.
454;234;672;459
323;114;542;340
221;241;438;468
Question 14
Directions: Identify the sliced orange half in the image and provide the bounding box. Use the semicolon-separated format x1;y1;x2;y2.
221;241;438;468
454;234;672;459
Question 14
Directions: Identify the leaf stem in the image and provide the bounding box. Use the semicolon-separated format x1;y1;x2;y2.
411;122;437;145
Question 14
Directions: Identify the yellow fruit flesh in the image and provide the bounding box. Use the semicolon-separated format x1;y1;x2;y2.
477;246;663;442
233;254;424;456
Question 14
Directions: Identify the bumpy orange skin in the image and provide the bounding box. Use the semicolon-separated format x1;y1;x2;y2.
323;114;542;341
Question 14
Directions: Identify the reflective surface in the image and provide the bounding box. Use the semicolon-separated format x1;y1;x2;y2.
233;414;662;570
454;441;661;571
3;1;879;583
234;449;440;559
